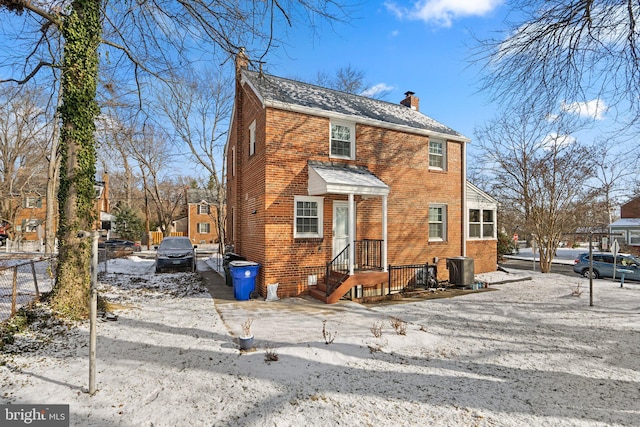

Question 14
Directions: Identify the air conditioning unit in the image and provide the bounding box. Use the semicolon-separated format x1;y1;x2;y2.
446;257;474;286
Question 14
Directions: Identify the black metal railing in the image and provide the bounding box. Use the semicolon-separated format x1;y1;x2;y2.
355;239;383;270
388;263;438;295
326;244;350;296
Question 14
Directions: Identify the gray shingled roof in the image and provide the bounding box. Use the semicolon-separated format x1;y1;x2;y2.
186;188;217;204
242;70;467;140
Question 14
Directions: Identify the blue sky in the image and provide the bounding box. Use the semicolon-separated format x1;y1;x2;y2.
256;0;621;155
261;0;508;143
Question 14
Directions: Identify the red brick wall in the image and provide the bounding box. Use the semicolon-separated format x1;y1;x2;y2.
187;204;219;244
227;78;494;298
621;198;640;218
467;240;498;274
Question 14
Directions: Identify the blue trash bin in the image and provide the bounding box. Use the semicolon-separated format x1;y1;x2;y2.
229;261;260;301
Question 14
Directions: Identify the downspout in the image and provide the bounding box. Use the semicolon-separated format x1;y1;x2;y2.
462;141;467;257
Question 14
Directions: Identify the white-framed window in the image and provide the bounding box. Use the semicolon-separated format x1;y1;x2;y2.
429;139;445;169
482;209;494;238
25;196;42;208
197;223;211;234
429;204;446;241
294;196;324;238
330;120;355;159
629;231;640;246
23;219;40;233
469;209;481;238
198;204;210;215
249;120;256;156
469;209;496;239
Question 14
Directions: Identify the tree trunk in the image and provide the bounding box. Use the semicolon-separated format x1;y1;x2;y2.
51;0;101;320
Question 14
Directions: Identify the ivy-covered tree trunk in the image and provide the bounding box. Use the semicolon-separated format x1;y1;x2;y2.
51;0;101;319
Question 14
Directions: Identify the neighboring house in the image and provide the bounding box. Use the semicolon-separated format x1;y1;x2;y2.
174;188;220;245
609;197;640;246
9;175;111;243
13;192;47;241
226;52;496;302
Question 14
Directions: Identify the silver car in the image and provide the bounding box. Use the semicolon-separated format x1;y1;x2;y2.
573;252;640;280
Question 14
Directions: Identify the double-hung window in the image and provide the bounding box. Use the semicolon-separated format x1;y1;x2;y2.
429;205;446;241
429;139;445;169
468;209;496;239
249;120;256;156
330;121;355;159
294;196;323;238
197;223;211;234
198;204;210;215
25;197;42;209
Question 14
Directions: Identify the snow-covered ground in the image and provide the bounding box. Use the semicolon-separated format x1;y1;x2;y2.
1;255;639;426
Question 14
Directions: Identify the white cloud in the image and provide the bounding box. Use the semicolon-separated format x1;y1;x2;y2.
360;83;394;98
390;30;399;37
385;0;503;27
561;99;608;120
540;132;576;150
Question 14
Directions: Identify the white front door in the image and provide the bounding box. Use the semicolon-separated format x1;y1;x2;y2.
333;201;350;260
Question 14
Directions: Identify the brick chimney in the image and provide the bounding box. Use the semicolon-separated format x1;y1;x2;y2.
400;91;419;111
235;47;249;76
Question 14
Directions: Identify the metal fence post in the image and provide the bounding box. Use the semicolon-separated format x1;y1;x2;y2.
30;261;40;302
89;231;99;395
11;267;18;317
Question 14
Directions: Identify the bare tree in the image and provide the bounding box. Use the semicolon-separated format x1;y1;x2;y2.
313;64;389;99
476;0;640;128
1;0;350;318
474;107;596;272
588;142;638;225
156;67;232;250
0;85;50;237
123;125;186;236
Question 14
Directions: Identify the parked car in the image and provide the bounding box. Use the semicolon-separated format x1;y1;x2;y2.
154;236;197;273
573;252;640;280
98;239;141;252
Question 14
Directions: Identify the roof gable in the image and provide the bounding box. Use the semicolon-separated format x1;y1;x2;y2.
186;188;217;204
242;70;469;142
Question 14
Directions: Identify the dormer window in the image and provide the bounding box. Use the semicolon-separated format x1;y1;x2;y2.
330;121;355;160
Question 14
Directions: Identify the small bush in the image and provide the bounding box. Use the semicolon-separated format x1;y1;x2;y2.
264;347;279;363
370;321;383;338
389;317;407;335
322;320;336;344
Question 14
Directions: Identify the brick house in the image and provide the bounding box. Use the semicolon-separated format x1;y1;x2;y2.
609;197;640;247
7;176;111;243
226;53;496;302
178;188;220;245
12;192;47;241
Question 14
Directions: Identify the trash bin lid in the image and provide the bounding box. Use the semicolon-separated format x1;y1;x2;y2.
229;260;259;267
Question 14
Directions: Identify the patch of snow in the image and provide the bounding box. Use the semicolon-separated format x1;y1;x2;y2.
1;258;639;426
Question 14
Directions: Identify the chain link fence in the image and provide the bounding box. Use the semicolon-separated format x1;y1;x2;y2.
0;257;57;322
